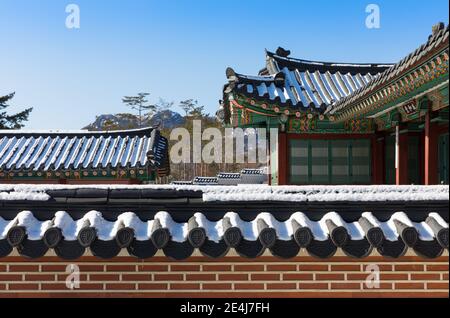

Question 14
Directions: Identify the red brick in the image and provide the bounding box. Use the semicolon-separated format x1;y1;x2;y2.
122;274;152;281
267;283;297;290
443;273;449;280
266;265;297;272
235;283;265;290
0;284;6;290
89;274;120;281
0;265;6;272
218;274;248;281
330;283;361;290
395;264;424;271
41;283;103;291
283;273;314;281
347;273;370;280
41;283;69;290
137;265;169;272
41;265;67;272
356;264;393;272
203;265;232;272
316;274;345;281
202;283;232;290
78;264;105;272
411;273;441;281
330;265;360;271
186;274;216;281
8;265;39;272
298;283;328;290
0;274;22;281
9;283;39;290
56;274;88;281
395;282;425;290
427;264;449;271
170;283;200;290
362;282;393;290
138;283;168;290
105;283;136;290
428;282;449;290
170;265;200;272
24;274;55;282
298;264;328;271
380;273;409;281
154;274;184;281
376;265;394;271
251;274;280;281
78;284;104;291
234;265;265;271
348;273;410;281
105;265;136;272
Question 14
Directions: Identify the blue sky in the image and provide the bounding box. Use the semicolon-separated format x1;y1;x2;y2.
0;0;448;129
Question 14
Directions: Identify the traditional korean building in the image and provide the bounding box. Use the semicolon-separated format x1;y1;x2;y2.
0;23;448;299
0;127;170;184
171;168;268;186
219;23;449;186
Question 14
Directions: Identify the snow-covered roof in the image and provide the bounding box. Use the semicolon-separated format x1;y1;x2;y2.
223;48;393;114
328;23;449;118
0;127;169;173
186;168;268;186
0;210;447;260
193;177;219;185
0;184;447;259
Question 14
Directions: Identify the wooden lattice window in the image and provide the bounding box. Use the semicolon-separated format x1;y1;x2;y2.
289;138;371;185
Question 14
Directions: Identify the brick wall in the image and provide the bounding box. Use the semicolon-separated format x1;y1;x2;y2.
0;253;448;298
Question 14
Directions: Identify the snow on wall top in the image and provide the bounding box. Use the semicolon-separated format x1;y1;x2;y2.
0;184;448;202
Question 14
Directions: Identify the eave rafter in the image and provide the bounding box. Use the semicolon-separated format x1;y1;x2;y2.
229;94;333;122
332;48;449;123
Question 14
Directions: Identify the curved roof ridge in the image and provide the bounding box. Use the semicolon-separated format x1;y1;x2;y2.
266;50;394;69
0;126;156;137
235;73;275;82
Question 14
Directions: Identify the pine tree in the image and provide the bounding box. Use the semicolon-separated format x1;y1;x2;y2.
0;93;33;129
122;93;156;128
154;98;174;129
179;99;197;117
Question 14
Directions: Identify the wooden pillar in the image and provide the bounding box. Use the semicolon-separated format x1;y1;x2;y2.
278;132;288;185
395;126;409;185
372;135;384;184
417;131;425;185
424;110;438;185
267;129;272;185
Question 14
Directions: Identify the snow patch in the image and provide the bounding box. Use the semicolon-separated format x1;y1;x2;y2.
155;212;188;243
0;191;50;201
14;211;52;241
0;210;447;244
0;184;448;203
194;213;224;243
429;213;449;228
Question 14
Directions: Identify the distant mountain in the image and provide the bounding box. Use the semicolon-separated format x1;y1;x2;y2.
150;110;185;129
83;110;185;131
